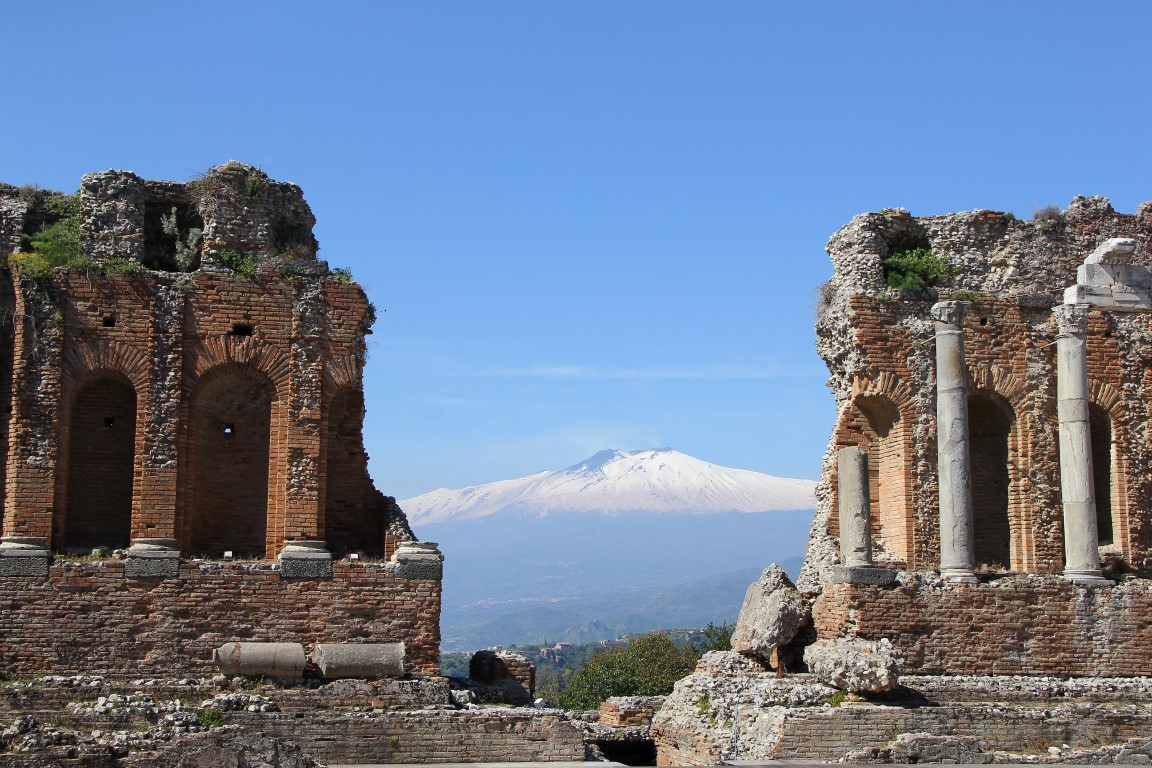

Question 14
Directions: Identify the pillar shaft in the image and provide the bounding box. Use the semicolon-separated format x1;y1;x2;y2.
1054;303;1106;582
837;446;872;568
932;301;976;582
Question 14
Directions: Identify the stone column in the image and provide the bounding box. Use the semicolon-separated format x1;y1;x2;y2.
1054;303;1110;584
831;446;895;586
838;446;872;567
932;301;977;583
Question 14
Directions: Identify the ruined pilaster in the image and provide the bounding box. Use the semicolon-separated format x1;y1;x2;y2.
133;281;185;543
1054;303;1110;584
3;277;63;552
932;300;976;583
278;277;331;577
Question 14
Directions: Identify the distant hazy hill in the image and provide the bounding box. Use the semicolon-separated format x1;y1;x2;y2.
401;449;816;651
402;448;817;525
440;560;803;650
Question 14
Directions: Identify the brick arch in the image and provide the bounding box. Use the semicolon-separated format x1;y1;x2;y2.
180;362;280;557
1088;379;1131;559
324;353;363;393
185;335;290;401
833;373;917;567
966;364;1039;572
61;339;149;393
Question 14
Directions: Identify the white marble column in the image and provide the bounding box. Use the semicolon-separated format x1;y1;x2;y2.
932;301;977;582
1054;303;1109;584
837;446;872;568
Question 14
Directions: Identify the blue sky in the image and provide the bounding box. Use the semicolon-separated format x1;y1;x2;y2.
5;2;1152;499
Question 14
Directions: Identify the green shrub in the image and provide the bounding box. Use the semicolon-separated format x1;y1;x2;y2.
104;257;145;276
331;267;353;283
556;632;700;709
695;621;734;653
882;247;951;291
160;207;202;271
217;249;258;278
1033;204;1063;232
948;289;982;304
194;708;224;728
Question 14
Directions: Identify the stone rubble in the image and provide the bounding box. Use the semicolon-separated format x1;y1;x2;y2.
803;637;901;693
729;564;809;664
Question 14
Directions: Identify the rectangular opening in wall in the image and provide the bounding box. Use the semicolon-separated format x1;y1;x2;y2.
231;323;254;337
102;315;116;327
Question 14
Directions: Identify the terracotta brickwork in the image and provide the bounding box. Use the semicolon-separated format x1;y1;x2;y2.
0;164;439;677
805;198;1152;675
812;576;1152;676
0;561;441;676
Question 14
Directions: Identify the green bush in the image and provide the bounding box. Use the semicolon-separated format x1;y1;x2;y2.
217;249;258;278
556;632;700;709
104;257;145;276
1033;204;1063;232
194;708;224;727
331;267;353;283
882;247;951;291
695;621;734;653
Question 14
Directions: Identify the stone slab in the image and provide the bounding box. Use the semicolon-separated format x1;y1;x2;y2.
0;554;49;578
830;566;897;586
393;560;443;580
124;553;180;579
279;557;333;579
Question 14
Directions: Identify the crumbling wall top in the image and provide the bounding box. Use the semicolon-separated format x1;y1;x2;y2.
824;196;1152;304
2;162;325;278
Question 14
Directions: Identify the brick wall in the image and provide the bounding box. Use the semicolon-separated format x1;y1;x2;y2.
0;562;441;677
813;576;1152;676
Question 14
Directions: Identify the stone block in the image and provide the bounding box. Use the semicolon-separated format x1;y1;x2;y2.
391;541;444;581
125;538;180;579
0;538;50;578
803;637;900;693
124;555;180;580
214;642;306;678
830;565;897;586
1077;262;1119;286
1117;264;1152;288
313;642;405;679
730;565;808;664
0;553;50;578
279;541;333;580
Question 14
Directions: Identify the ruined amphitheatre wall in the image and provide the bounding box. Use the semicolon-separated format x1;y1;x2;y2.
0;164;440;676
806;196;1152;675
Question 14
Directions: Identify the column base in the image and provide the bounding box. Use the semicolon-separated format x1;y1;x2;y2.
941;567;978;584
830;565;898;586
125;538;181;579
1062;569;1113;586
279;540;332;579
0;537;51;578
390;541;444;580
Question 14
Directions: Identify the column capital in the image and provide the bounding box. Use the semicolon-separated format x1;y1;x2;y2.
931;300;970;326
1053;303;1089;336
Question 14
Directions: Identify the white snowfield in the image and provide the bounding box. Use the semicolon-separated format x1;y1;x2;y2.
401;448;817;526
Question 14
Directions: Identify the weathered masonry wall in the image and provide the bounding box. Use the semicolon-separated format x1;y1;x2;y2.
0;562;440;676
802;196;1152;676
0;165;440;678
809;197;1152;585
813;575;1152;676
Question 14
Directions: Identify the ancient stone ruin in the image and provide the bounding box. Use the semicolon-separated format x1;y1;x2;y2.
0;163;443;677
653;197;1152;764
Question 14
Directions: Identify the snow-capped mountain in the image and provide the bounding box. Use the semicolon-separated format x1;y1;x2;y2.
401;448;816;526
